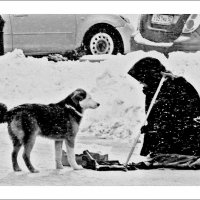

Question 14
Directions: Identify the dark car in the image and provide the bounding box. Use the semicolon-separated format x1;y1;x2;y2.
131;14;200;56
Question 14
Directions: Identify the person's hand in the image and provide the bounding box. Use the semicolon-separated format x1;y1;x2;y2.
161;71;177;80
141;125;148;134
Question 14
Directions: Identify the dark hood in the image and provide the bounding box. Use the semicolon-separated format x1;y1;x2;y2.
128;57;166;88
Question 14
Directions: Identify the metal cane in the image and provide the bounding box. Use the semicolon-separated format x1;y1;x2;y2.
125;74;167;166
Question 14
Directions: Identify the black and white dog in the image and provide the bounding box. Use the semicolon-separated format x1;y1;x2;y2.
0;88;100;173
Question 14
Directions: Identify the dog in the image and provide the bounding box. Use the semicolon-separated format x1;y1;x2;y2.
0;88;100;173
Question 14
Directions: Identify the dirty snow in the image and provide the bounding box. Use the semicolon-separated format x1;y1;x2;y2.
134;32;173;47
1;49;200;189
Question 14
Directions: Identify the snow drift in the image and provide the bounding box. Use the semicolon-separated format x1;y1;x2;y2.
0;49;200;141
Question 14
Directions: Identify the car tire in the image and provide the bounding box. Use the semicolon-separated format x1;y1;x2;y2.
84;25;123;55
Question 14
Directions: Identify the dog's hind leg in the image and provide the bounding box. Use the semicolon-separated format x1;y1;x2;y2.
23;133;39;173
8;123;23;172
21;113;40;173
12;140;22;171
65;140;83;170
12;140;22;172
55;140;64;169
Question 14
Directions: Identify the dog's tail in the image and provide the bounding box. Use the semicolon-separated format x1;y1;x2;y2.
0;103;8;123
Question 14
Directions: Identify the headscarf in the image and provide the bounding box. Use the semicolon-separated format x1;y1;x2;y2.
128;57;166;87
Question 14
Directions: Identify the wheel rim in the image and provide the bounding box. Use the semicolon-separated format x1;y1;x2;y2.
89;32;114;55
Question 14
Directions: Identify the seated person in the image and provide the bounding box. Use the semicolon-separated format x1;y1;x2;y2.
128;57;200;160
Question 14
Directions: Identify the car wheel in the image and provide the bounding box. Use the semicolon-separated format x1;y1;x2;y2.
84;26;123;55
90;32;114;55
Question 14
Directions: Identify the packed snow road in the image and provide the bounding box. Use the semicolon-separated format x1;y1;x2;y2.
1;49;200;185
1;130;200;186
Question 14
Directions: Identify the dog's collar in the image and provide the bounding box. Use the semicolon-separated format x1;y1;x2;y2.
65;104;83;117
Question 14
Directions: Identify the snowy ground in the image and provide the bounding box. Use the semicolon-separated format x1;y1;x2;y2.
1;49;200;186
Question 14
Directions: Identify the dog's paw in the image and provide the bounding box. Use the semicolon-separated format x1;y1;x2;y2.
14;167;22;172
73;165;84;170
31;169;40;173
56;164;64;170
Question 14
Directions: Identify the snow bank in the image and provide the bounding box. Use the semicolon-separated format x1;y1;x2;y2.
168;51;200;95
0;49;145;141
1;49;200;141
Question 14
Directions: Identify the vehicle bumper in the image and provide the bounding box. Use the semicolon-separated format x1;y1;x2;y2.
116;23;134;54
131;31;200;54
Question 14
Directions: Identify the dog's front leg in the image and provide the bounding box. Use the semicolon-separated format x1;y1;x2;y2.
55;140;64;169
65;140;83;170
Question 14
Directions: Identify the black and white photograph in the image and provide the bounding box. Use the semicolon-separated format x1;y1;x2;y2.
0;1;200;199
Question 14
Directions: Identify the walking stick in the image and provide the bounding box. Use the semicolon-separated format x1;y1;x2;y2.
125;74;167;166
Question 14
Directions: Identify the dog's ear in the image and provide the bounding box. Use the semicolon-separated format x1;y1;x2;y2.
71;89;87;105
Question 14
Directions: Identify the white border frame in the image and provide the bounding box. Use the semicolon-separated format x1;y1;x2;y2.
0;1;200;199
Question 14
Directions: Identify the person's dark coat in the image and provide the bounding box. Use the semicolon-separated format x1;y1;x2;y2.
0;15;4;29
128;57;200;157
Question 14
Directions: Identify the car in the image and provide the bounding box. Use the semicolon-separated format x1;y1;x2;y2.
131;14;200;56
1;14;134;56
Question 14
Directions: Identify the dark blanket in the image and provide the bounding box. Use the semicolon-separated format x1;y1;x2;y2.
129;154;200;170
62;150;128;171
